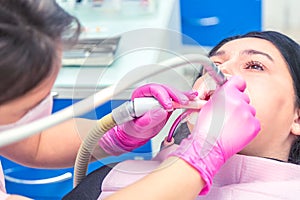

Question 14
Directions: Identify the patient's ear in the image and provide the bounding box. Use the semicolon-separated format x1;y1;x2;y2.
291;108;300;136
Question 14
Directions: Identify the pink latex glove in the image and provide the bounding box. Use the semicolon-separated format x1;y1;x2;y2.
169;76;261;195
99;83;198;156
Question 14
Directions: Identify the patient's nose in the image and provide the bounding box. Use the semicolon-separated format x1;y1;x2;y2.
218;62;236;77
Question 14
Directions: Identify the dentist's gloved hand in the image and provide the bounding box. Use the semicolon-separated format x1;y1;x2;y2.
99;83;198;156
169;76;261;195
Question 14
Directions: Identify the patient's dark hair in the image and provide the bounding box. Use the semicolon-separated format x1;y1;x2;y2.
0;0;81;105
208;31;300;164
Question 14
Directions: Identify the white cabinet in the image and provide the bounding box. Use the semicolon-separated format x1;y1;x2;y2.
263;0;300;41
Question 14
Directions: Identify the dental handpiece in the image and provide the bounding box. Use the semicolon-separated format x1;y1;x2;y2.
112;60;227;125
203;62;227;86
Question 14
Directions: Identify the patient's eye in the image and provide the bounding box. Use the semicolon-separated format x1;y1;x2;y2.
213;61;222;66
245;60;265;71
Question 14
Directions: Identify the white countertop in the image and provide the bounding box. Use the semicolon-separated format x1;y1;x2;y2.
53;0;181;99
53;0;205;154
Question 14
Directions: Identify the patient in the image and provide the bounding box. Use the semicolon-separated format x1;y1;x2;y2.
63;30;300;200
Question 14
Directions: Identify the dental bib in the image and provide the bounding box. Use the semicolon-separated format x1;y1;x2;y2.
98;145;177;199
204;154;300;199
98;146;300;200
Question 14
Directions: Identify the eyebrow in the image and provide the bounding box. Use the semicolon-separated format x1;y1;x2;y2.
242;49;274;62
210;49;274;62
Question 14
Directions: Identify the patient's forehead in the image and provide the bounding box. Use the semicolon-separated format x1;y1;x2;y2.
210;38;283;61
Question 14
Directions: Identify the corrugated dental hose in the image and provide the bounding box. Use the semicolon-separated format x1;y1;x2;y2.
73;113;116;187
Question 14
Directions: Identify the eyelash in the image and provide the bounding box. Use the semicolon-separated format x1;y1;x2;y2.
244;60;265;71
209;60;266;74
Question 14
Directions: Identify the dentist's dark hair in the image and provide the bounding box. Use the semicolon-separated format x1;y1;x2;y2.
209;31;300;164
0;0;81;105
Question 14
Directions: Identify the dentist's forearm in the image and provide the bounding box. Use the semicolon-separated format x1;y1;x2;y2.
105;157;205;200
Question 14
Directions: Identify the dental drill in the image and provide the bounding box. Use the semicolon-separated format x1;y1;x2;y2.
112;58;227;126
74;56;227;186
203;61;227;86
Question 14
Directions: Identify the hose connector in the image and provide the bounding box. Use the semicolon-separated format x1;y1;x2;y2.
111;98;162;125
111;101;135;125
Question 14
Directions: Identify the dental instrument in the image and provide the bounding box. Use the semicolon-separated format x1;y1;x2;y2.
131;97;207;143
164;62;227;142
165;109;194;143
202;61;227;86
131;97;207;117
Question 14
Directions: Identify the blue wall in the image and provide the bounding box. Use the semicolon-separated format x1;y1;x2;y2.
180;0;262;46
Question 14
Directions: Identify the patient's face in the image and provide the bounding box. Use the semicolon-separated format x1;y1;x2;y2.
192;37;298;161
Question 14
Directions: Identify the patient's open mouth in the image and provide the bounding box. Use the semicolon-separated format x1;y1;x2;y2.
197;73;218;101
204;90;214;101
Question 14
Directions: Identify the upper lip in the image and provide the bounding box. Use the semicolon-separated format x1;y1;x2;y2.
198;87;215;101
205;90;215;100
197;74;218;100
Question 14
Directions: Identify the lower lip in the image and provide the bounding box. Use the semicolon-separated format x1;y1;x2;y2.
172;99;207;110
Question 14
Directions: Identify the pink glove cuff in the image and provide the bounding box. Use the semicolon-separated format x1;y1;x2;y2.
99;126;148;156
168;135;224;195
